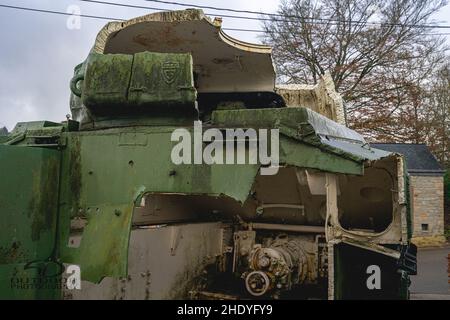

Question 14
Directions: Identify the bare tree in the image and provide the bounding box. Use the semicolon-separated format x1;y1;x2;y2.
425;61;450;166
263;0;448;142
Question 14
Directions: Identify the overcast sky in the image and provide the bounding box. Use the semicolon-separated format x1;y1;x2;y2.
0;0;449;131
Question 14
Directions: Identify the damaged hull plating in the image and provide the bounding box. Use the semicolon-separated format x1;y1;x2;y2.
0;9;416;300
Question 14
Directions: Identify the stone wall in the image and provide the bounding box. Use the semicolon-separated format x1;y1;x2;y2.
410;175;445;238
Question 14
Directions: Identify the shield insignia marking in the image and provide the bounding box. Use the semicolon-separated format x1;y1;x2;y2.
162;61;179;84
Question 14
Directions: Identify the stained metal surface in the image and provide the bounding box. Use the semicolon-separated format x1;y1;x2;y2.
60;203;134;284
276;72;346;124
212;107;392;171
57;129;260;283
55;106;404;285
92;9;275;93
65;222;223;299
73;52;197;115
0;145;61;299
0;8;415;300
322;138;391;161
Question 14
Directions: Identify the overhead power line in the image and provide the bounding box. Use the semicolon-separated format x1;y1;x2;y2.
141;0;450;29
0;3;237;31
79;0;286;24
0;3;449;37
144;0;284;16
79;0;450;29
0;4;262;30
225;27;450;36
0;3;123;21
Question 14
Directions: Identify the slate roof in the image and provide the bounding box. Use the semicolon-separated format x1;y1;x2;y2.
371;143;445;176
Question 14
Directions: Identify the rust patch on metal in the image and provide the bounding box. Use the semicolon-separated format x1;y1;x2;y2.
69;138;82;216
0;241;27;264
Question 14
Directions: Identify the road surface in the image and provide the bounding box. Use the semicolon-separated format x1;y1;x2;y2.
410;245;449;300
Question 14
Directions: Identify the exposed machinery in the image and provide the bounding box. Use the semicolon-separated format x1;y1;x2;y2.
239;233;313;297
0;9;416;300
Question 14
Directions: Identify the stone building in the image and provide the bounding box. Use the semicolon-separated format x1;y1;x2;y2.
372;144;446;245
